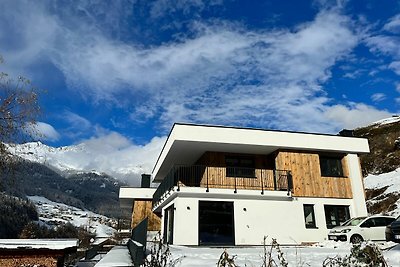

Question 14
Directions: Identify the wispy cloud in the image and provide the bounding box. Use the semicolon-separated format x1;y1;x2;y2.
0;1;392;135
29;122;60;142
60;111;93;140
150;0;223;19
54;8;365;133
383;14;400;33
389;61;400;75
63;111;92;131
396;82;400;93
365;13;400;80
371;93;386;102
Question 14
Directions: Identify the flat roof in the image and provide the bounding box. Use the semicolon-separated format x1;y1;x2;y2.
152;123;370;182
119;187;156;210
0;239;78;250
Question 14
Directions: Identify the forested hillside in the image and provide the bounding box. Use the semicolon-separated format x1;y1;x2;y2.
0;193;38;238
0;159;124;218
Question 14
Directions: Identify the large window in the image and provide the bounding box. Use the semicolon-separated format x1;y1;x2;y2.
199;201;235;245
303;204;317;229
324;205;350;229
225;156;255;178
319;155;344;177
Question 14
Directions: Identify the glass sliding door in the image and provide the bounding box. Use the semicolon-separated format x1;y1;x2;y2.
198;201;235;245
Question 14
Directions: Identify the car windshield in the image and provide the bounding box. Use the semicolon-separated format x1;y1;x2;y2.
396;216;400;222
341;217;367;226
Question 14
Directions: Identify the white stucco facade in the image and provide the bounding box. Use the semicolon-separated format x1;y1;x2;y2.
159;186;367;245
149;123;370;246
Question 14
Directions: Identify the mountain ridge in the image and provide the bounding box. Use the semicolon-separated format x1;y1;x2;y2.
8;141;147;185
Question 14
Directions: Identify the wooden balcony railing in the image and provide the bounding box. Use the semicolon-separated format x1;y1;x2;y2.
152;165;292;207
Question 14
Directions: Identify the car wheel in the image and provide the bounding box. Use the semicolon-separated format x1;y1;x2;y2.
350;234;363;244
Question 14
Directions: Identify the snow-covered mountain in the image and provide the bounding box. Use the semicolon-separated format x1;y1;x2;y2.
354;116;400;216
8;141;148;185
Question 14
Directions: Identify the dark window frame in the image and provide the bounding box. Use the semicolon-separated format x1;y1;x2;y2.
319;154;345;177
198;201;235;246
225;156;256;178
324;205;350;229
303;204;317;229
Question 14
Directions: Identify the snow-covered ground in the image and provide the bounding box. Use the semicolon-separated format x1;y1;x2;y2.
165;241;400;266
28;195;116;239
364;167;400;216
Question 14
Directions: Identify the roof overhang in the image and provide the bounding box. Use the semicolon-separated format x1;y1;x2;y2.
119;187;156;210
152;124;370;182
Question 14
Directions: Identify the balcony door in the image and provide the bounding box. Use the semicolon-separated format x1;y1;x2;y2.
199;201;235;246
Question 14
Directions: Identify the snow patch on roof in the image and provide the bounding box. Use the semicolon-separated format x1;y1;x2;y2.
94;246;133;267
0;239;78;250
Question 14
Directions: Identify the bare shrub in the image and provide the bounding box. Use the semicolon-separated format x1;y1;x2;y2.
143;232;181;267
323;242;388;267
217;249;238;267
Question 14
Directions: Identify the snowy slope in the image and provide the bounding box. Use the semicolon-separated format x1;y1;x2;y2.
362;116;400;129
365;168;400;216
28;195;116;238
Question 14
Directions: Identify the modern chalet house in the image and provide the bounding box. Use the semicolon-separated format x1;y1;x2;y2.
121;123;370;246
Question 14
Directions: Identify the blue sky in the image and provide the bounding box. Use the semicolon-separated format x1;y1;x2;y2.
1;0;400;179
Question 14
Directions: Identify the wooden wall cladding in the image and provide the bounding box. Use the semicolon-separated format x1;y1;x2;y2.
190;151;276;190
195;151;274;168
275;151;353;198
132;200;161;231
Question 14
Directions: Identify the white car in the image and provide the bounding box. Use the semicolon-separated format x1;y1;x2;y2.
328;215;395;243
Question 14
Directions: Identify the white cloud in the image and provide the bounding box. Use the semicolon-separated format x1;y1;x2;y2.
73;132;166;185
150;0;211;18
383;14;400;33
53;8;361;132
396;82;400;93
325;103;392;129
365;35;400;58
1;2;389;134
14;131;166;185
60;111;93;139
365;13;400;79
389;61;400;75
29;122;60;142
61;133;166;185
370;93;386;102
63;111;92;131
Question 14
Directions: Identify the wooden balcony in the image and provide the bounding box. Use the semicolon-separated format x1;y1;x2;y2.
153;165;292;207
